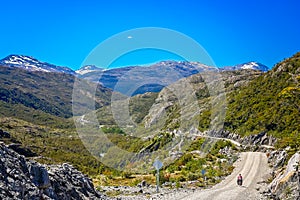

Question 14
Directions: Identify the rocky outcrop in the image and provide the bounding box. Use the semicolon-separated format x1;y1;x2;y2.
268;150;288;169
205;129;241;141
0;129;10;138
7;143;37;157
206;129;277;148
0;142;109;199
265;152;300;200
241;132;276;146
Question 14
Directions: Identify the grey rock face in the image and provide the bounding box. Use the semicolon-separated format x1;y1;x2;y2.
268;150;288;168
0;142;109;199
206;129;277;147
266;152;300;200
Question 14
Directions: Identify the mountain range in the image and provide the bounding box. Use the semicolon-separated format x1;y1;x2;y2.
0;54;269;95
0;55;270;77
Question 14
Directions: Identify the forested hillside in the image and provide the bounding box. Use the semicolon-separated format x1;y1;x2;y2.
224;52;300;148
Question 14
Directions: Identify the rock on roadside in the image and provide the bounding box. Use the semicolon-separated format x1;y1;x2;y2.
0;142;110;199
264;151;300;199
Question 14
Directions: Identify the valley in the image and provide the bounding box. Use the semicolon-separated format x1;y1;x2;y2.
0;52;299;199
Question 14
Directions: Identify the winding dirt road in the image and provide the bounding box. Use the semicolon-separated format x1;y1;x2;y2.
119;152;270;200
179;152;270;200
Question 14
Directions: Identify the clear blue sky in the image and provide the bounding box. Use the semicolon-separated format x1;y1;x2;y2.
0;0;299;69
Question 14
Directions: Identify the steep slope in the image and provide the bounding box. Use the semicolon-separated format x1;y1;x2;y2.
0;65;111;119
224;52;300;148
143;69;263;131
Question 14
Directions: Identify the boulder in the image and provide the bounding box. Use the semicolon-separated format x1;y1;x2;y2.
137;180;148;188
0;129;10;138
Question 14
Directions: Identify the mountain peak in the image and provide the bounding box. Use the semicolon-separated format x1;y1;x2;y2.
222;61;269;72
238;61;269;71
75;65;104;75
0;54;75;74
2;54;40;66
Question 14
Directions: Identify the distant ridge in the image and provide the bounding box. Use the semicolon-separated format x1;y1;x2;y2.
0;55;76;74
0;54;269;95
77;60;269;95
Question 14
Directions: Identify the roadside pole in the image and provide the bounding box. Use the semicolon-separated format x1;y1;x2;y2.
153;159;163;193
156;168;159;193
202;169;206;187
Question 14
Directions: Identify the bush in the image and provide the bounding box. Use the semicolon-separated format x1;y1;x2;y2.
121;171;132;179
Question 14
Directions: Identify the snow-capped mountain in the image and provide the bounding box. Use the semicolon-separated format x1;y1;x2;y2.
222;61;269;72
76;60;269;95
0;54;269;96
75;65;104;75
0;55;76;74
76;61;217;95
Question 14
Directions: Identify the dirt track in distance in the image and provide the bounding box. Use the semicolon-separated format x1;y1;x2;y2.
178;152;270;200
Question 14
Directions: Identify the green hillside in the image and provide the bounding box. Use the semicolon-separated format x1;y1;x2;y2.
0;66;113;176
225;52;300;148
0;66;111;120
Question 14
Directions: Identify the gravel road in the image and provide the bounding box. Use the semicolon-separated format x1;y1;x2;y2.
176;152;270;200
119;152;270;200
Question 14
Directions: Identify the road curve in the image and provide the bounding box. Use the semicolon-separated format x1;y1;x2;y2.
179;152;270;200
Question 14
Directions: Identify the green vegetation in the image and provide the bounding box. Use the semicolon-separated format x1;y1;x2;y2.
0;66;114;176
102;126;125;134
164;138;236;186
224;52;300;149
93;92;158;126
0;101;73;129
198;108;211;132
0;66;111;119
0;52;299;189
0;117;108;176
129;92;158;124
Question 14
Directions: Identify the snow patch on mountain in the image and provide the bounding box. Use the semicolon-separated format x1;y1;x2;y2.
222;62;269;72
75;65;104;75
0;55;76;74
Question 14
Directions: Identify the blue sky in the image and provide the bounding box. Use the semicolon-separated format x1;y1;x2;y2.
0;0;299;69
